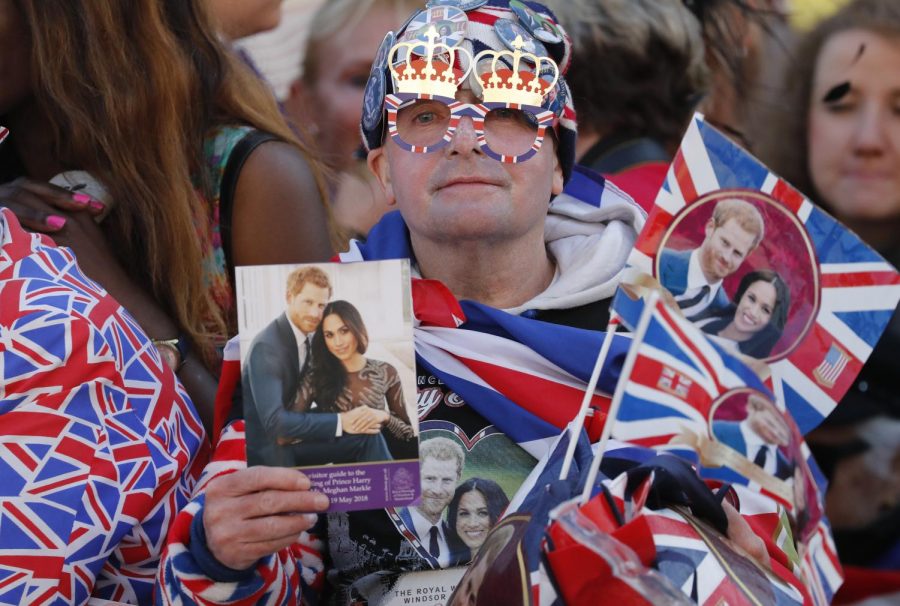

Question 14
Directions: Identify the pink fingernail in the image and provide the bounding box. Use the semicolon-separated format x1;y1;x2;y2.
89;199;105;212
46;215;67;229
72;193;92;206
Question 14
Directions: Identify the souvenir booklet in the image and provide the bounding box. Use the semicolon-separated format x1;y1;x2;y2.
237;259;420;512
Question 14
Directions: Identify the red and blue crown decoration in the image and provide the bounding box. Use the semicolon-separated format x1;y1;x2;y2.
360;0;578;181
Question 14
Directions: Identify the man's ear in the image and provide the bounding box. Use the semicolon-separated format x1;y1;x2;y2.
704;218;715;240
368;146;396;206
551;156;564;196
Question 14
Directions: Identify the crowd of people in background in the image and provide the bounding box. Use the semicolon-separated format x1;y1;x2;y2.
1;0;898;603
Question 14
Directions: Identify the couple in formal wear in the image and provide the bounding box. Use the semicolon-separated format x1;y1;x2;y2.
397;437;509;569
659;197;791;359
243;266;415;468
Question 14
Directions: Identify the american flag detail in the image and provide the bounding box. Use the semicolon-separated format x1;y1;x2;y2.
811;344;850;389
0;208;208;605
623;114;900;434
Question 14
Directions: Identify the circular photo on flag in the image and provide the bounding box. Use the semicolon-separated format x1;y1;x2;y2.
653;190;819;362
708;389;823;541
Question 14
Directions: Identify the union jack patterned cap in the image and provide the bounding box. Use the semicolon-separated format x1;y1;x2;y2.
359;0;578;183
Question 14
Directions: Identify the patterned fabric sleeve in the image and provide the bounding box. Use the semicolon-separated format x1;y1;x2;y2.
0;208;207;605
155;420;327;605
381;362;414;440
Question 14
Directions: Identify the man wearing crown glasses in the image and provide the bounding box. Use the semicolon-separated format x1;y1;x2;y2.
158;2;645;603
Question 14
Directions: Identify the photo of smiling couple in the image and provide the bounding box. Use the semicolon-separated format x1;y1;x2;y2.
658;197;791;360
239;261;419;476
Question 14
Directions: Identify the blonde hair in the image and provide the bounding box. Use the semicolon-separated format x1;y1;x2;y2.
301;0;423;84
420;436;465;478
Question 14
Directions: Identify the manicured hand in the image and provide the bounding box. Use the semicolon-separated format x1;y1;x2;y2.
1;177;105;231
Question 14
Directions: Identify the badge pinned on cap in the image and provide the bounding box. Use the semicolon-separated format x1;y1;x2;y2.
361;31;395;132
509;0;563;45
400;5;468;56
493;18;548;60
426;0;488;10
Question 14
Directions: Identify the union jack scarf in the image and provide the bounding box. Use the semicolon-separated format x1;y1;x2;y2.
339;210;632;459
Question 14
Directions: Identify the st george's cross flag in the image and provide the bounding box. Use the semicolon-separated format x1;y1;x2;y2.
621;113;900;435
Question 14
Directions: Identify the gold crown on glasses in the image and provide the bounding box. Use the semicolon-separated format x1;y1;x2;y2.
473;35;559;107
388;26;474;98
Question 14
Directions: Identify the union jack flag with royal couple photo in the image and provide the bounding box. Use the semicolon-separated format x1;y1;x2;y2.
621;113;900;435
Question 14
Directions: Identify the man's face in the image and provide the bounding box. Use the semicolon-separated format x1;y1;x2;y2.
698;218;757;283
746;396;791;447
368;89;564;248
418;455;460;519
286;282;329;335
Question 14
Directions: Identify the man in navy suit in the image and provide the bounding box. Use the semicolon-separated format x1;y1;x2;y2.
244;266;391;467
713;394;794;480
658;198;764;321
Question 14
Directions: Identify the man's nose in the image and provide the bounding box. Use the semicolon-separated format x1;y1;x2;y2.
446;115;481;156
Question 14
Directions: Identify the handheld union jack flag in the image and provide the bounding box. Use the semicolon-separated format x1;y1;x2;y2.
0;125;9;146
607;292;841;604
621;113;900;435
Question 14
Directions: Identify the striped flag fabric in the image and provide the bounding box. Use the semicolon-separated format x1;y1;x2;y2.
623;113;900;434
0;126;8;146
338;208;635;460
608;293;771;440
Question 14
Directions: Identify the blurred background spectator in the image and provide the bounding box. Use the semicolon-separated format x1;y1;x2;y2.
758;0;900;577
284;0;421;243
548;0;709;210
236;0;325;100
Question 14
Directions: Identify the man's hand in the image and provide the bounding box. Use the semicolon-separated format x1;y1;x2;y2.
202;466;329;570
340;406;389;434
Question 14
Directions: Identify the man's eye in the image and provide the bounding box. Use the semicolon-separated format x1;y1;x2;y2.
413;111;437;125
